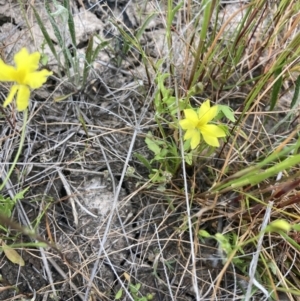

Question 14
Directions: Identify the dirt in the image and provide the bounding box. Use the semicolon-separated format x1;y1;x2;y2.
0;1;200;300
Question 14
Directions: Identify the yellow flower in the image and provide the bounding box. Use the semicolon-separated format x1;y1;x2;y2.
0;48;52;111
179;100;226;149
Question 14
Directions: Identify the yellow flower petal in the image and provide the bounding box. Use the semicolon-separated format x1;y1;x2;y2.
24;69;53;89
0;60;17;81
180;99;226;149
200;124;226;138
183;109;199;127
183;129;201;149
14;48;40;72
198;100;218;125
179;119;196;130
3;85;19;107
201;125;226;147
0;48;52;111
202;135;220;147
16;85;30;111
184;128;198;140
190;131;201;149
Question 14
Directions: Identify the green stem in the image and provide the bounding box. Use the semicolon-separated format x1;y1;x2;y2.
0;109;28;191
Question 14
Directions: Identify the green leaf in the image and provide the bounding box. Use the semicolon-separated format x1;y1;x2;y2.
2;242;25;266
13;187;30;202
146;293;154;300
198;229;211;238
266;220;291;232
215;233;232;254
155;152;168;161
183;139;191;151
0;202;13;217
135;153;152;171
129;283;140;294
145;136;161;155
292;224;300;231
149;170;167;184
267;261;278;275
40;53;49;66
218;105;236;122
115;289;123;300
185;152;193;165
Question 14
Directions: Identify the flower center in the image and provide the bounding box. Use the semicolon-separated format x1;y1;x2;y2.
15;69;27;85
196;121;204;128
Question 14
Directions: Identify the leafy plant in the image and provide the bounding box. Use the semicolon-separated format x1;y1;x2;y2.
0;195;16;232
115;282;154;301
0;188;29;266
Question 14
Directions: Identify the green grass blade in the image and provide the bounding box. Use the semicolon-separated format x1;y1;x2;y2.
270;64;284;110
237;29;300;122
82;36;93;88
291;75;300;108
111;22;141;54
63;0;79;82
63;0;76;48
31;5;59;63
45;1;64;48
136;12;157;41
231;154;300;188
135;153;152;171
45;1;72;77
212;138;300;192
92;37;110;62
187;0;214;89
